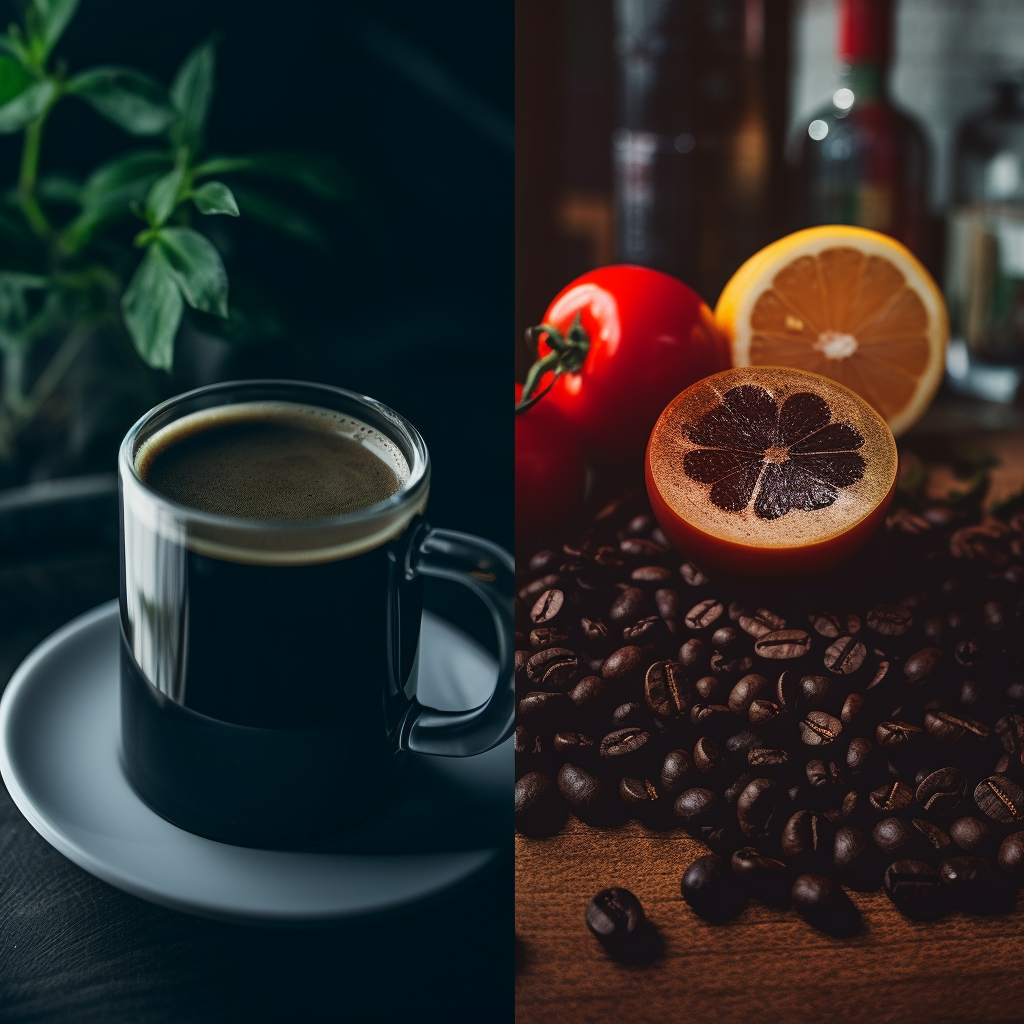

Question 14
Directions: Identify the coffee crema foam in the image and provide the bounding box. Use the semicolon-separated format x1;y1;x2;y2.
125;401;425;566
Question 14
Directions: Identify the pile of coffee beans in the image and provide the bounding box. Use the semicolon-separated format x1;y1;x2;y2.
516;491;1024;933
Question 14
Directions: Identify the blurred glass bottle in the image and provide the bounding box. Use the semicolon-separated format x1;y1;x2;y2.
946;81;1024;367
795;0;930;265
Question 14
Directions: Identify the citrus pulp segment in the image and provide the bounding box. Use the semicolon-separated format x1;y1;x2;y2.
715;226;948;438
645;366;898;576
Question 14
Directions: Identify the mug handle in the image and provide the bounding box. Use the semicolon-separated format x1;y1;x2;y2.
398;525;515;757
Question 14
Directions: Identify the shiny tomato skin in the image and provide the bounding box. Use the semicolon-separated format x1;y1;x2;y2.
515;384;586;542
537;265;728;462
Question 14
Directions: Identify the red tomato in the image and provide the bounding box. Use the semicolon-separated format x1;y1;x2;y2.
515;384;586;541
533;265;728;462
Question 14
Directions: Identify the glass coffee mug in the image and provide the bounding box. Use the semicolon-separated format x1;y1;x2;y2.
118;380;514;847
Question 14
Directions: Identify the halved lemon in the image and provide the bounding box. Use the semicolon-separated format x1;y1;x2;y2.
646;366;897;577
715;226;948;437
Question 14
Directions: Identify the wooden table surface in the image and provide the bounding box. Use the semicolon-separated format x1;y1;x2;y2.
516;417;1024;1024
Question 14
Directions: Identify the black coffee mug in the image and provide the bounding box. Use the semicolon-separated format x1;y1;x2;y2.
118;380;514;847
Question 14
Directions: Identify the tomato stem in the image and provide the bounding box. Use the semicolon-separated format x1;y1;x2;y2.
514;312;590;415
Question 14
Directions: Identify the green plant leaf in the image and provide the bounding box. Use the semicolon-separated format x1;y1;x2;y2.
66;66;175;136
157;227;228;317
169;38;215;150
81;149;170;202
0;271;49;353
36;173;80;203
194;152;353;202
0;78;55;133
32;0;80;56
0;55;31;106
0;35;25;62
121;244;182;370
231;185;328;249
145;166;185;227
191;180;238;216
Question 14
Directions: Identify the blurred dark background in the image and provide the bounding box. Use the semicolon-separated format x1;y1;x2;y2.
0;2;512;1021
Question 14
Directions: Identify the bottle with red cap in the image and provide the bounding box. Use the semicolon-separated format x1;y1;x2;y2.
794;0;931;265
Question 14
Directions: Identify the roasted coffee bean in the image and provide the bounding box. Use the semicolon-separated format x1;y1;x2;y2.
531;589;566;625
1006;682;1024;704
585;887;645;941
518;691;568;723
632;565;673;584
553;732;596;757
600;728;650;762
661;750;693;795
685;598;725;631
725;730;762;758
775;670;798;710
866;604;913;637
723;773;754;805
946;609;967;633
883;860;949;920
940;856;1012;913
750;700;786;734
514;726;532;756
525;648;579;690
799;675;832;706
645;660;689;718
782;810;831;861
728;674;768;713
876;720;922;748
916;767;965;816
519;574;565;602
674;787;720;827
694;736;724;774
620;777;659;805
841;693;864;724
694;676;721;700
955;638;984;667
975;774;1024;823
791;873;861;936
655;589;679;622
960;679;983;707
982;600;1005;632
710;651;754;677
924;708;990;742
799;712;842;746
680;562;709;587
558;763;605;812
620;537;666;558
846;737;879;776
806;760;830;788
808;610;860;639
834;826;878;890
904;647;944;684
874;817;916;857
994;754;1012;774
923;617;944;644
997;832;1024;880
625;514;655;537
995;714;1024;756
731;847;791;907
755;630;811;660
736;778;782;838
749;748;788;768
602;646;645;681
950;816;992;853
580;617;610;643
912;818;952;853
739;608;786;638
611;703;646;728
680;853;748;922
866;658;894;690
711;626;739;649
528;550;559;574
515;772;565;836
529;627;571;651
690;703;737;735
869;781;914;812
568;675;604;708
609;587;646;625
623;616;661;642
823;636;867;675
678;638;705;668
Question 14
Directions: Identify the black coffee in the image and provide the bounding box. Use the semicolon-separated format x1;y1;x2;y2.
139;406;402;519
121;402;423;847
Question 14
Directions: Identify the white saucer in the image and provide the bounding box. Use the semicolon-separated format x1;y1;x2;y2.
0;601;510;926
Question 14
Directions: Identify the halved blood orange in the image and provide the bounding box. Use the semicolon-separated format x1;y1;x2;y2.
715;226;948;437
646;366;898;577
